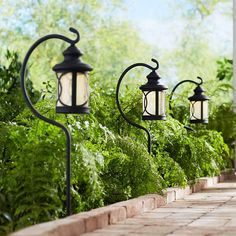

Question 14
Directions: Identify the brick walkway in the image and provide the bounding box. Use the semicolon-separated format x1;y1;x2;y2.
81;180;236;236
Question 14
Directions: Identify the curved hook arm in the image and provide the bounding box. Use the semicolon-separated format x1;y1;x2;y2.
196;76;203;85
115;59;158;154
20;28;79;216
168;77;204;132
21;31;79;129
169;78;202;113
69;27;80;44
151;58;159;70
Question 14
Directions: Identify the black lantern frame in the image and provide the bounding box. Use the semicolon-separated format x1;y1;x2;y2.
20;27;92;216
188;85;209;124
116;59;167;154
139;70;168;120
53;44;92;114
169;76;209;125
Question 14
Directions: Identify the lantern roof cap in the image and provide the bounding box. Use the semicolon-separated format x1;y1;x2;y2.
139;70;168;91
53;44;93;73
188;85;209;101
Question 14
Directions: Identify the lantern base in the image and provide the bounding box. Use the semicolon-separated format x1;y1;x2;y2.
56;106;89;114
190;119;208;124
142;115;166;121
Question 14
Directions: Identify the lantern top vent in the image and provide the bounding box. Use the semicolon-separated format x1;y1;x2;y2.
188;85;209;101
139;70;168;91
53;45;93;73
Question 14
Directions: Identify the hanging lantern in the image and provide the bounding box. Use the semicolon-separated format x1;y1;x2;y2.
188;85;209;123
139;70;168;120
53;45;93;114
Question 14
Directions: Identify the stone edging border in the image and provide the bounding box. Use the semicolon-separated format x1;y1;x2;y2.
11;170;235;236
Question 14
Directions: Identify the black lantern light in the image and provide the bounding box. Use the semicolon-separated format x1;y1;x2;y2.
116;59;167;153
169;76;209;125
20;28;92;216
188;85;209;124
139;70;167;120
53;45;92;114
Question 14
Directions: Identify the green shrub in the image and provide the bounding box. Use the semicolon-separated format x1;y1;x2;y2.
0;51;40;122
154;151;188;188
0;110;105;233
101;136;164;204
208;103;236;149
151;118;228;181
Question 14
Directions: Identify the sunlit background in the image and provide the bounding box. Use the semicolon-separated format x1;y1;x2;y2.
0;0;233;96
121;0;232;83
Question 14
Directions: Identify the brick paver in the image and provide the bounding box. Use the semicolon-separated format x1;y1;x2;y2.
81;180;236;236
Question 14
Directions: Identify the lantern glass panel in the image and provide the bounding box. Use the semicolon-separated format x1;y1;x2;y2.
158;90;165;116
57;72;72;107
202;100;208;120
190;101;202;120
143;91;156;116
76;72;89;106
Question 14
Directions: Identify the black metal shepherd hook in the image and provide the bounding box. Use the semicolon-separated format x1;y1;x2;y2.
20;28;84;216
116;59;167;154
169;76;209;127
169;76;203;113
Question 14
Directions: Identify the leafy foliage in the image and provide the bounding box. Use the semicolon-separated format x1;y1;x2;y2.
209;103;236;148
216;58;233;81
101;136;163;204
181;0;231;18
151;118;228;181
0;50;40;121
155;152;188;188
